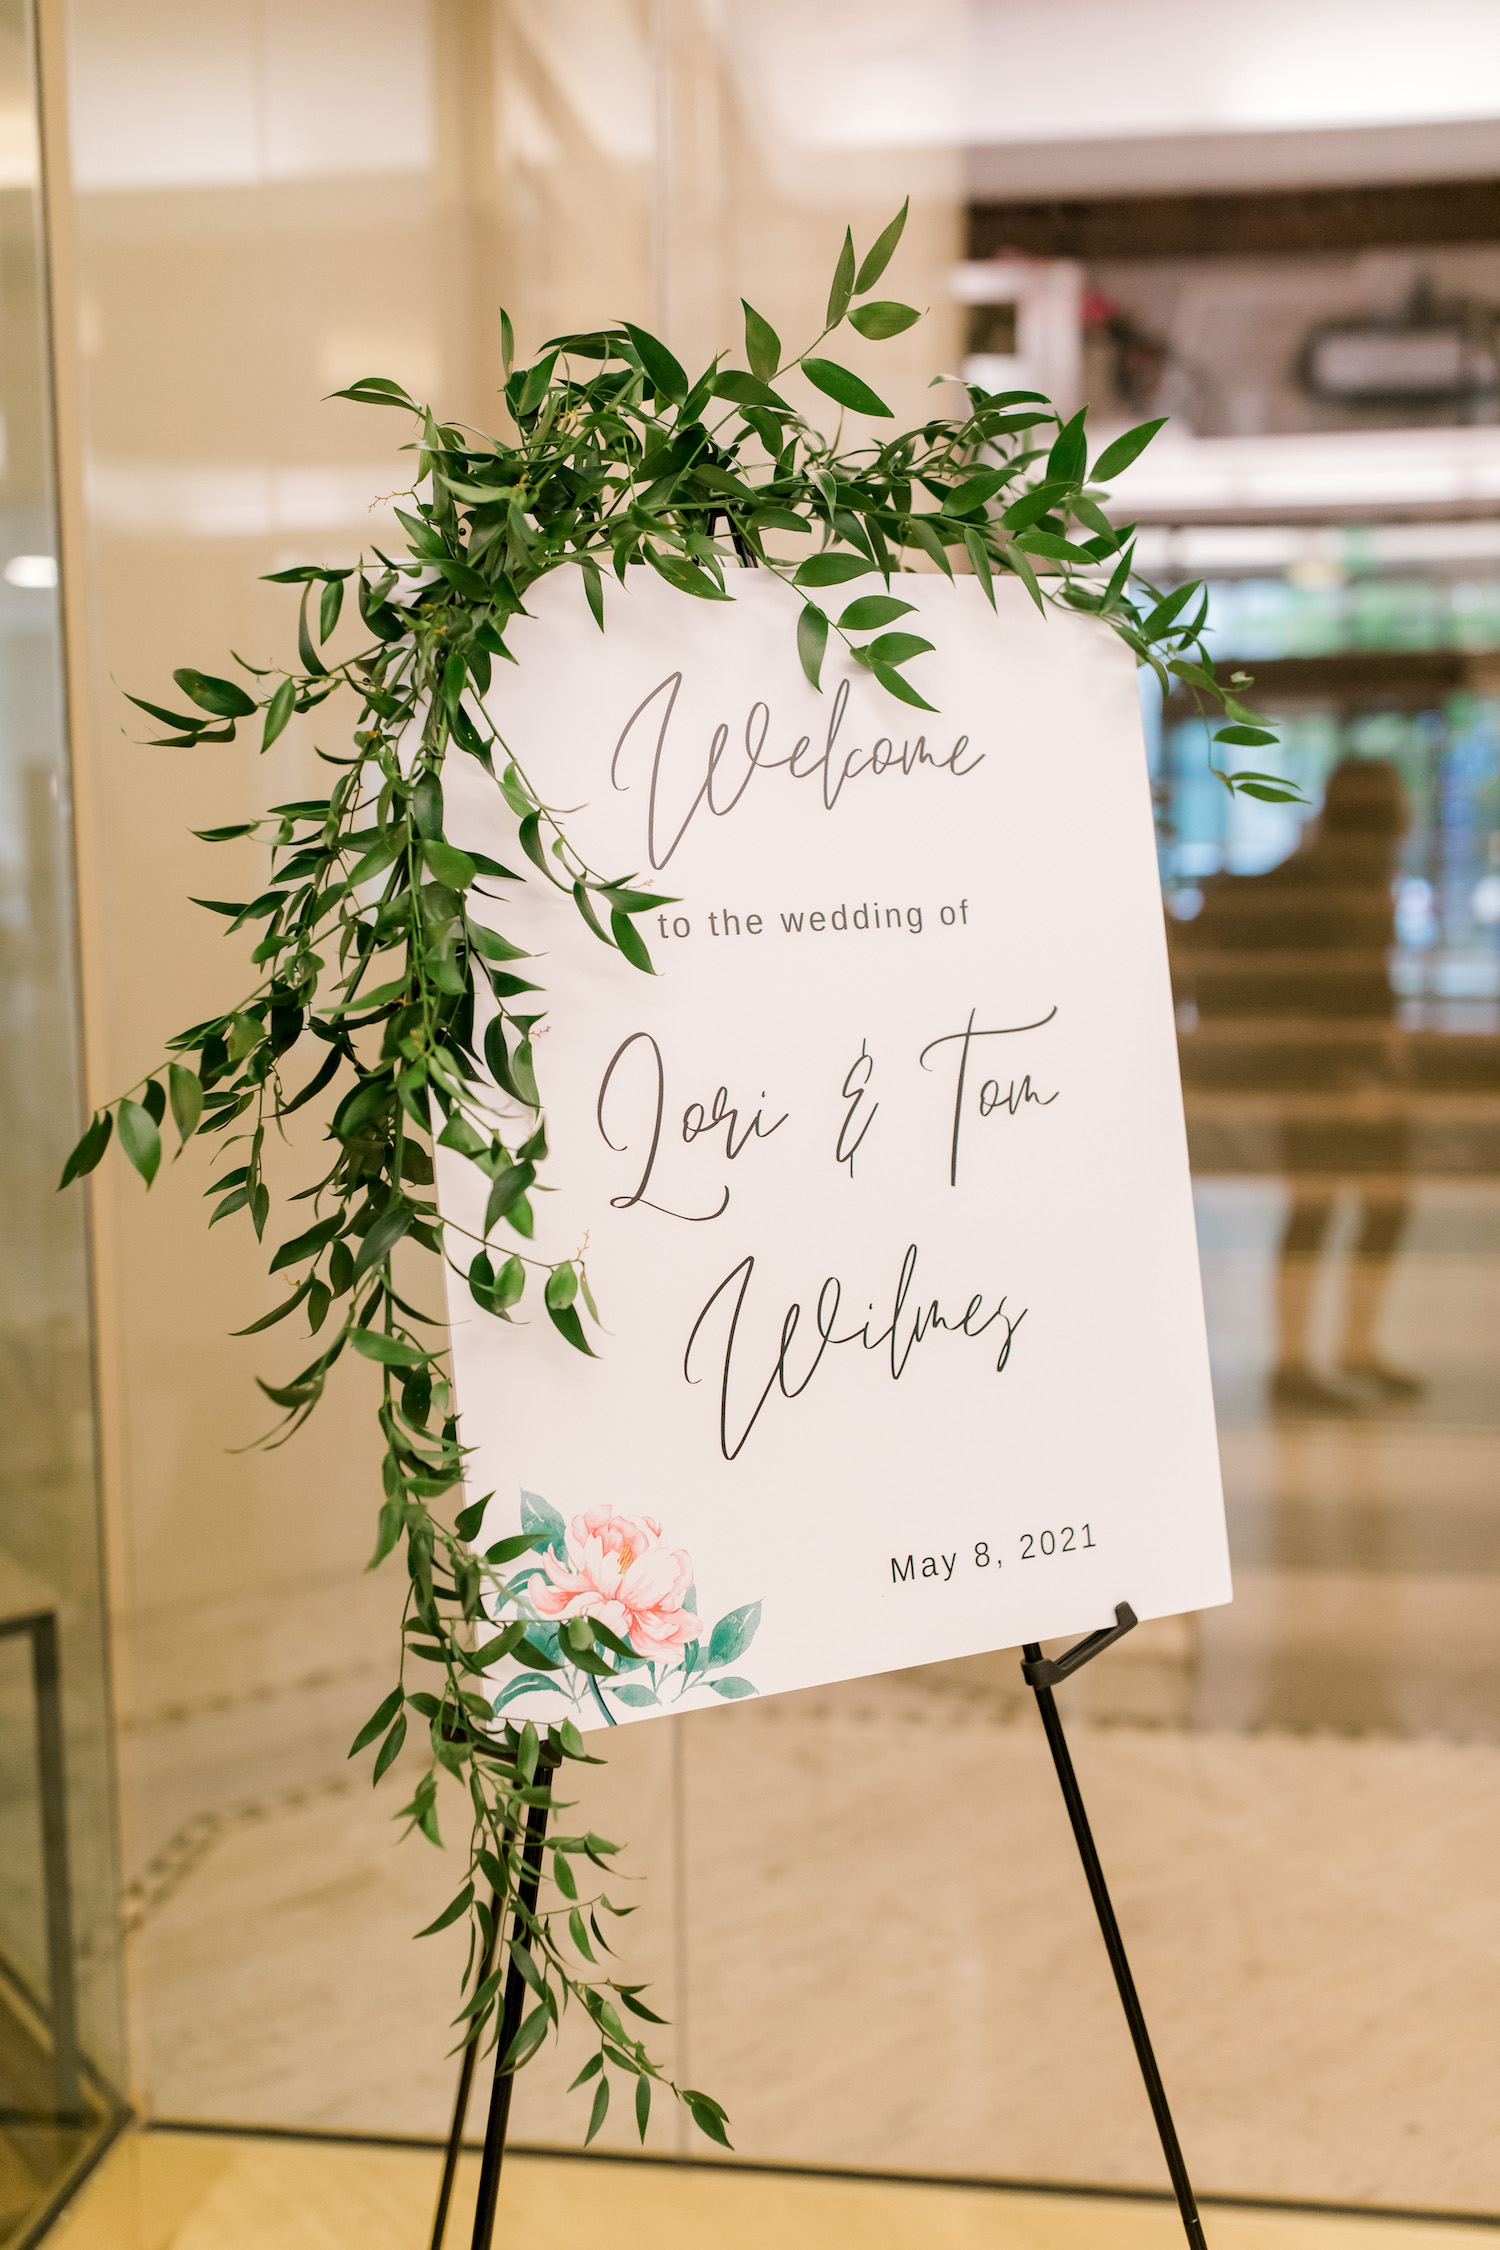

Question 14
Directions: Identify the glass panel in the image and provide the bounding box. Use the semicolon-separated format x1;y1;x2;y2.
0;0;125;2237
49;0;1500;2224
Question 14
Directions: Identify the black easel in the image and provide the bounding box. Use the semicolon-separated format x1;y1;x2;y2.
434;1611;1206;2250
432;1747;557;2250
1023;1602;1208;2250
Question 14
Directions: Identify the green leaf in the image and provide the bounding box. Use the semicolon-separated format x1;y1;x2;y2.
683;2091;733;2150
867;632;933;665
372;1712;407;1782
623;323;688;404
318;575;344;643
946;467;1012;516
793;552;875;589
796;603;827;690
709;370;792;412
500;2004;550;2074
708;1677;758;1699
848;300;919;341
415;1882;474;1938
59;1109;112;1189
870;660;936;713
801;358;893;419
484;1162;535;1235
964;527;996;609
262;676;296;749
353;1200;413;1277
424;839;476;889
609;908;654;974
330;375;416;410
1047;408;1088;486
349;1686;403;1756
116;1098;162;1187
826;227;856;329
584;2074;610;2145
548;1301;597;1357
1140;582;1200;642
644;549;731;603
636;2073;651;2143
838;594;915;630
1091;416;1168;484
545;1262;578;1311
854;197;908;294
350;1327;425;1367
741;300;780;381
1214;724;1279;746
173;667;256;719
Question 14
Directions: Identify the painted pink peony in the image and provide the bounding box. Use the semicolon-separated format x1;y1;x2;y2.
531;1506;696;1659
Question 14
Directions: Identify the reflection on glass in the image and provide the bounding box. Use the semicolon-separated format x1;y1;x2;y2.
1181;759;1419;1412
0;0;126;2234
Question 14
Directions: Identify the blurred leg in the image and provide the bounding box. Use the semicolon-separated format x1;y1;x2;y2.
1341;1193;1423;1396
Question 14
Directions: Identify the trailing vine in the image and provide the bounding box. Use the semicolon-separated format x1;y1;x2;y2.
62;203;1294;2148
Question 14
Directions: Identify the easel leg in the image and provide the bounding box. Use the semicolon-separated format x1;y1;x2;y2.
469;1773;555;2250
1024;1644;1208;2250
429;1891;501;2250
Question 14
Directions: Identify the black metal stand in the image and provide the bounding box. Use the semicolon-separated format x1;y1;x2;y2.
428;1890;501;2250
434;1612;1206;2249
431;1749;557;2250
1023;1603;1208;2250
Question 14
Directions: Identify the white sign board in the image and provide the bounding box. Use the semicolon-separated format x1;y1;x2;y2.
438;569;1227;1731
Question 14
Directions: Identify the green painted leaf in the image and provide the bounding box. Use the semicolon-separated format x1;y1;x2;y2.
801;358;893;419
848;300;919;340
707;1677;758;1699
117;1098;162;1187
741;300;780;380
707;1600;761;1669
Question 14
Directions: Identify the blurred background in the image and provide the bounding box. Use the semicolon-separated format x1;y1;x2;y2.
2;0;1499;2241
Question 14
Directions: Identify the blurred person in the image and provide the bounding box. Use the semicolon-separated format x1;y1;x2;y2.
1178;757;1421;1414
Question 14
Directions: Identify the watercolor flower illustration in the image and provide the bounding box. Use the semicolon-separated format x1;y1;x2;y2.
492;1494;761;1725
530;1506;697;1658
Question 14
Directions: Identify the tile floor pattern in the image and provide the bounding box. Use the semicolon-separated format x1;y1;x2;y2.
103;1176;1500;2213
46;2132;1500;2250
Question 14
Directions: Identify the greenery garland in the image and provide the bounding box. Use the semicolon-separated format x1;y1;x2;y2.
62;203;1294;2147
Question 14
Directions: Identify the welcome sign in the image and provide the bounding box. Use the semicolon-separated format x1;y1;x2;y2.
437;568;1228;1730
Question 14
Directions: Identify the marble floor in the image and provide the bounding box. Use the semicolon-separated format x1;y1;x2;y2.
47;2130;1500;2250
89;1175;1500;2220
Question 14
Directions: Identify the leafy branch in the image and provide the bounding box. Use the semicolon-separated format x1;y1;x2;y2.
60;202;1294;2147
